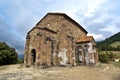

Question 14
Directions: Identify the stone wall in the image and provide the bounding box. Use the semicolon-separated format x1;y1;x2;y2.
24;13;90;67
75;42;99;65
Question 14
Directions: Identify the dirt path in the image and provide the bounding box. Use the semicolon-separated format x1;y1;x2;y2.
0;64;120;80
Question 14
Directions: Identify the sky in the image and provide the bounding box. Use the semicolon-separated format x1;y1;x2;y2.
0;0;120;54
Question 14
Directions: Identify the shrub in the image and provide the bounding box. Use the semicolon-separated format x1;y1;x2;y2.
17;59;24;64
106;52;115;61
99;53;109;63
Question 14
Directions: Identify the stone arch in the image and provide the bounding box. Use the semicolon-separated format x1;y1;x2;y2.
31;49;36;65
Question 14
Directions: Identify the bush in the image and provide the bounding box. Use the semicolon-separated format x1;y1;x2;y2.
0;42;18;65
99;53;109;63
17;59;24;64
106;52;116;61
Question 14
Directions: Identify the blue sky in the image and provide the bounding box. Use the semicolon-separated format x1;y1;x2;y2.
0;0;120;54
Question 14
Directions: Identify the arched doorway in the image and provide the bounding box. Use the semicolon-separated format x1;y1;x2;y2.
31;49;36;65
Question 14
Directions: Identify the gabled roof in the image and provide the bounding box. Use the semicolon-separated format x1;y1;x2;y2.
76;36;95;43
35;12;87;34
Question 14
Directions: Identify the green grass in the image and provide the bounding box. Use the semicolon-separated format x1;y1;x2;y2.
110;41;120;48
99;51;120;58
111;61;120;68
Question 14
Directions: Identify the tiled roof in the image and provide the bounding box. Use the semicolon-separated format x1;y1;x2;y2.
76;36;94;43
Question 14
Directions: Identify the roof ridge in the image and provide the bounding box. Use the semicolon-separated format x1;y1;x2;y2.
28;12;88;34
47;12;87;34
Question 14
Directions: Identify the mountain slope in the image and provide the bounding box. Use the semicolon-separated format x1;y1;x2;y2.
97;32;120;51
110;41;120;48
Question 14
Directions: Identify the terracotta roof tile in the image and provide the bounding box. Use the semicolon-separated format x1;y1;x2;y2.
76;36;94;43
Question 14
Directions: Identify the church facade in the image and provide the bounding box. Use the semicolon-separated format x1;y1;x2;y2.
24;13;98;67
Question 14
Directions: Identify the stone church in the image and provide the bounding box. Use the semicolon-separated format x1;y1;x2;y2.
24;13;99;67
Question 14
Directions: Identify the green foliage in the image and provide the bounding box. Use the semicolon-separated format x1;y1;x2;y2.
112;62;120;68
99;53;109;63
110;41;120;48
106;52;115;61
99;51;117;63
97;32;120;51
0;42;18;65
117;45;120;50
17;59;24;64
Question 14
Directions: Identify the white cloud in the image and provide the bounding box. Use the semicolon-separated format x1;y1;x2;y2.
84;0;106;17
87;33;105;41
99;23;120;34
0;0;120;54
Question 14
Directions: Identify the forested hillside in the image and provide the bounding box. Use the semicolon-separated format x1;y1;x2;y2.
97;32;120;51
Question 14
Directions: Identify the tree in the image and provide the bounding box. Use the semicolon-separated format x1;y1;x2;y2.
0;42;18;65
